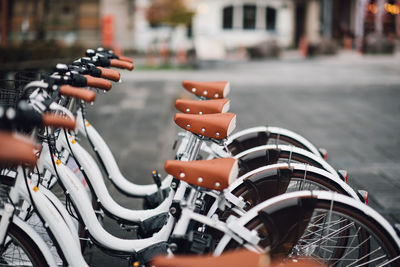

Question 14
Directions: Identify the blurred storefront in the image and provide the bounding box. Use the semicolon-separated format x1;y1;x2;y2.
0;0;135;50
1;0;399;55
3;0;101;46
322;0;399;52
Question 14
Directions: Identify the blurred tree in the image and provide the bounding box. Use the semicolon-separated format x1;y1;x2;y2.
146;0;194;27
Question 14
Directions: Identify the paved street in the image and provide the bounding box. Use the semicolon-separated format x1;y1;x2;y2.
82;52;400;265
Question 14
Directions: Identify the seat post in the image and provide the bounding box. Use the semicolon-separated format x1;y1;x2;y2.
180;133;203;162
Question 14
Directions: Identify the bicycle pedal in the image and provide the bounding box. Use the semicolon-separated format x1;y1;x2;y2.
189;231;212;254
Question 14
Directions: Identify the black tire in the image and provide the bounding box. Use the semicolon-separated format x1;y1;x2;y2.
0;217;48;267
222;193;400;266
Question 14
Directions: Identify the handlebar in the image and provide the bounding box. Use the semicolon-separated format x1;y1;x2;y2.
42;113;76;130
0;131;37;167
59;85;96;103
109;59;134;71
97;67;121;82
83;75;112;91
117;55;134;64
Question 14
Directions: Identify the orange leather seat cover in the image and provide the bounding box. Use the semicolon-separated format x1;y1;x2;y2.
164;158;237;191
152;249;265;267
175;99;230;114
0;132;37;167
174;113;236;140
182;80;230;99
152;251;321;267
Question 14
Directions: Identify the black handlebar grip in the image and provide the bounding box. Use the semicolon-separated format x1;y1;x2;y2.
71;74;87;87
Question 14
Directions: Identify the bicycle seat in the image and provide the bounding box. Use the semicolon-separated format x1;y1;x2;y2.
152;249;269;267
174;113;236;140
175;99;230;114
182;80;230;99
164;158;238;191
0;131;38;167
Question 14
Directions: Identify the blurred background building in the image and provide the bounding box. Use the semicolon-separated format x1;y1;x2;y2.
1;0;400;64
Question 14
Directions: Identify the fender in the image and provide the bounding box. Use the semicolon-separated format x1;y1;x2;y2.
230;166;293;208
256;195;318;256
228;163;360;207
224;126;321;157
27;181;89;266
234;145;339;179
39;186;80;246
0;210;58;267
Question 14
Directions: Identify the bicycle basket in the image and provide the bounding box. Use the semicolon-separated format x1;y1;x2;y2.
0;71;40;108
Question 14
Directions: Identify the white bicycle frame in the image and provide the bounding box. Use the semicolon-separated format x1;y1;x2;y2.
37;139;184;253
75;110;325;199
58;116;353;228
0;166;88;266
57;131;173;223
169;184;263;256
75;110;170;197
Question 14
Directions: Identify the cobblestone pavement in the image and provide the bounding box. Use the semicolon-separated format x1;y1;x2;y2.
83;52;400;266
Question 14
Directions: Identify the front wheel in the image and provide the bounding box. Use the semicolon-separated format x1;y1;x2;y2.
0;217;48;267
217;191;400;266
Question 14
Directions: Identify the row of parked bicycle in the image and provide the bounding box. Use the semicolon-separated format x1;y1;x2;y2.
0;47;399;267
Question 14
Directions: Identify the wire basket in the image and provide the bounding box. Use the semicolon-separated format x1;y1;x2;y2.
0;80;20;108
0;71;40;108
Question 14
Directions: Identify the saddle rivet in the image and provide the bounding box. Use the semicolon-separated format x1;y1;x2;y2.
201;128;205;132
197;177;203;183
215;93;219;98
186;108;190;112
186;124;190;129
199;111;203;115
215;182;220;187
203;91;208;95
216;132;220;137
179;173;185;178
192;88;196;92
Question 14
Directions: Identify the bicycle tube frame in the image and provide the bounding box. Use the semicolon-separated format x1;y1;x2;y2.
8;168;87;266
58;132;174;223
39;143;176;253
75;110;170;197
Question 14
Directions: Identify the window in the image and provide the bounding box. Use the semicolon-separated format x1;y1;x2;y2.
243;5;256;29
266;7;277;30
223;6;233;29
